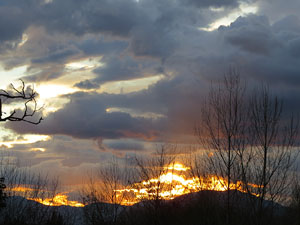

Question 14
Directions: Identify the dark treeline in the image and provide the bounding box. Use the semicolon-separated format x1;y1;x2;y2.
80;147;300;225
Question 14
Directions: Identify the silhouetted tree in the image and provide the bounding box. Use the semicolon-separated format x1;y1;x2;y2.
241;87;299;225
45;211;66;225
197;73;299;225
195;71;247;225
0;79;42;124
289;179;300;225
0;177;6;209
134;145;177;225
82;157;133;225
0;80;43;214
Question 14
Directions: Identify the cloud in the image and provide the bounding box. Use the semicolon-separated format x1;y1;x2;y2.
31;49;79;64
6;92;164;140
74;79;100;90
179;0;241;8
77;37;128;56
2;0;300;145
103;139;147;151
221;15;277;55
0;0;243;81
92;55;161;84
0;6;31;43
6;71;208;144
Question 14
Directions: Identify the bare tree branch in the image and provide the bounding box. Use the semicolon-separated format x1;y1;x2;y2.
0;80;43;125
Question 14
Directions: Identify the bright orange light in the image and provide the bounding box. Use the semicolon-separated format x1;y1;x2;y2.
11;186;35;192
14;162;259;207
165;163;190;171
10;186;84;207
115;163;259;205
29;194;84;207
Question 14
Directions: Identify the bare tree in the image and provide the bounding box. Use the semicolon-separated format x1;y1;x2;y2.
195;71;247;225
134;145;177;225
0;80;43;216
241;87;299;225
197;73;299;225
0;79;42;124
82;157;133;225
0;155;60;225
289;178;300;224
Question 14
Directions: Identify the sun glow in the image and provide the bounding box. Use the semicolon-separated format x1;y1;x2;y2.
200;2;258;31
0;134;50;148
18;163;258;207
11;186;84;207
30;147;46;152
65;57;102;71
30;194;84;207
36;84;78;100
165;163;189;171
115;163;259;205
101;75;163;94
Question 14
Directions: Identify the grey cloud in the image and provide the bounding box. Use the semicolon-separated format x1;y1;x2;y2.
179;0;241;8
31;49;79;64
6;92;164;140
9;72;206;142
0;0;228;65
103;139;146;151
0;0;245;83
221;15;278;55
36;0;140;37
74;79;100;90
93;55;160;84
0;6;30;42
6;70;207;142
2;0;300;146
256;0;300;23
129;24;176;59
288;38;300;58
78;38;128;55
184;14;300;88
24;65;65;82
0;134;112;168
272;15;300;34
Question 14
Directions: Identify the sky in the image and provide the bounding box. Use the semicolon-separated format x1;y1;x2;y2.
1;0;300;188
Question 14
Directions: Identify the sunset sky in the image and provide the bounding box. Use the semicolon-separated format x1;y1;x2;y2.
1;0;300;188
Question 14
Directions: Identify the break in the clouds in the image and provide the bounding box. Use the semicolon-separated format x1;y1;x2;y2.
1;0;300;183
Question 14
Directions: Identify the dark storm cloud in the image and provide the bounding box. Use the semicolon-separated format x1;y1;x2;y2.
74;79;100;90
129;24;177;59
24;65;66;82
103;139;146;151
92;55;161;84
6;92;164;140
35;0;140;37
179;0;241;8
77;38;128;56
2;0;300;146
0;2;35;43
221;15;277;55
0;0;246;80
256;0;300;23
31;49;79;64
7;73;206;143
216;14;300;87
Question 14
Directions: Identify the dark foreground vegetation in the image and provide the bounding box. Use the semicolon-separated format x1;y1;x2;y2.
1;188;300;225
